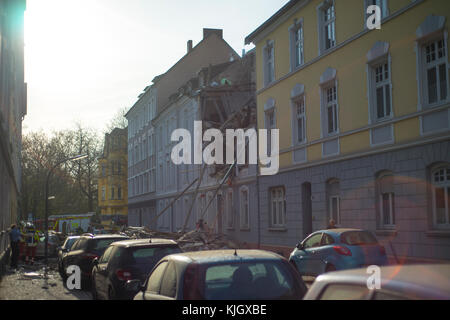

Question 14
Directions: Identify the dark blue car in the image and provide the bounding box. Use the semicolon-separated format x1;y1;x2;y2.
289;229;388;277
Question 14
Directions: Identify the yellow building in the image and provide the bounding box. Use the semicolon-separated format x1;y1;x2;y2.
245;0;450;262
98;127;128;226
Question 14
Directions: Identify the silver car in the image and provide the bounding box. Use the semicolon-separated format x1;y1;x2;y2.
304;264;450;300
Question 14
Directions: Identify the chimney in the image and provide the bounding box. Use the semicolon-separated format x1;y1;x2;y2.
203;28;223;40
187;40;193;53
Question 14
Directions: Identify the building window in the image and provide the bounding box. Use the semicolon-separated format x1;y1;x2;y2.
376;172;396;229
416;15;449;109
264;99;276;155
365;0;389;26
270;187;286;228
118;185;122;200
293;95;306;144
240;187;249;229
432;166;450;228
318;0;336;54
111;186;115;200
263;40;275;86
373;60;392;121
290;20;304;70
324;84;338;135
226;190;234;229
101;187;106;201
422;38;448;106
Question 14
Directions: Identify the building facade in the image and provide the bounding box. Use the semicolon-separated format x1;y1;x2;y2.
98;127;128;226
125;28;240;226
0;0;27;272
245;0;450;261
126;29;260;245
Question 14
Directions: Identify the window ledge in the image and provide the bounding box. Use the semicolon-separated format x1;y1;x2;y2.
375;229;398;236
240;227;251;232
268;227;288;232
425;230;450;238
226;227;235;231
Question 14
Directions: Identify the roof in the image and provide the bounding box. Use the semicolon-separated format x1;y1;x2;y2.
49;213;95;219
245;0;300;45
314;264;450;299
169;249;284;264
110;238;178;248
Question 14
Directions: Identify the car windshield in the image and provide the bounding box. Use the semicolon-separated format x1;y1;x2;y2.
340;231;378;245
121;246;181;265
199;260;303;300
65;238;78;250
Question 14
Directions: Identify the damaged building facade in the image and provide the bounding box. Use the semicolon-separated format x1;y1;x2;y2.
126;29;259;244
0;0;27;273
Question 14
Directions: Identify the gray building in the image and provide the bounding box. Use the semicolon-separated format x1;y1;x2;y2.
0;0;27;272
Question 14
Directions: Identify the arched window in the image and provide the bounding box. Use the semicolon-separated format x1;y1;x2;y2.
432;165;450;228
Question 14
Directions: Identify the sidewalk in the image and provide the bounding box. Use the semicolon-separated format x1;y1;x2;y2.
0;258;92;300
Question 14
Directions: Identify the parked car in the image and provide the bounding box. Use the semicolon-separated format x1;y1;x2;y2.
130;249;307;300
304;264;450;300
57;236;80;275
289;229;388;277
91;238;182;300
61;234;129;287
36;233;60;257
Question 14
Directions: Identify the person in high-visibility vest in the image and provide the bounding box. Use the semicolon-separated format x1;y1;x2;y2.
24;223;39;265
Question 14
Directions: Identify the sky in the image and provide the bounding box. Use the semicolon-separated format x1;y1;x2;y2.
23;0;290;134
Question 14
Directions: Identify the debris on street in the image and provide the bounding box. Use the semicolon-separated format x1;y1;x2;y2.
119;226;243;252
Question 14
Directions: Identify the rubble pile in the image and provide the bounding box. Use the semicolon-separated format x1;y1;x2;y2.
119;226;242;252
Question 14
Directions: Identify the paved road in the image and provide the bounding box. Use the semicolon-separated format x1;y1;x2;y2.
0;259;92;300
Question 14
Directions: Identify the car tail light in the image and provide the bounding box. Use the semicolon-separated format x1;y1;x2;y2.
380;246;386;255
82;253;99;260
116;269;133;281
333;245;352;256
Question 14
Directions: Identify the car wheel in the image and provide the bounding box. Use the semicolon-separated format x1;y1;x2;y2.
325;264;336;272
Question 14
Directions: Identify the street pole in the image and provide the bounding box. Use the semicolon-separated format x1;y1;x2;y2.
44;154;88;267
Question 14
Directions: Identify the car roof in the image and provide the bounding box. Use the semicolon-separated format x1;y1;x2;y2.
168;249;285;264
316;228;369;235
314;264;450;298
109;238;178;248
80;234;129;240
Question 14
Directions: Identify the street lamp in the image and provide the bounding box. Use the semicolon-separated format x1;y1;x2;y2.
44;154;88;266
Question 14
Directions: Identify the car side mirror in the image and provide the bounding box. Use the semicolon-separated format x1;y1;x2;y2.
93;257;99;266
296;242;304;250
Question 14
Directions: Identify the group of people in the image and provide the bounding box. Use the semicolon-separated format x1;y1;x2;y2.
9;223;41;270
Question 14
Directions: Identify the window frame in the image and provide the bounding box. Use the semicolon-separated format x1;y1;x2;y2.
431;166;450;229
317;0;336;55
368;55;393;123
226;189;234;230
239;186;250;230
289;19;304;71
376;172;396;230
415;17;449;111
364;0;389;29
292;94;306;146
269;186;286;228
263;40;275;87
